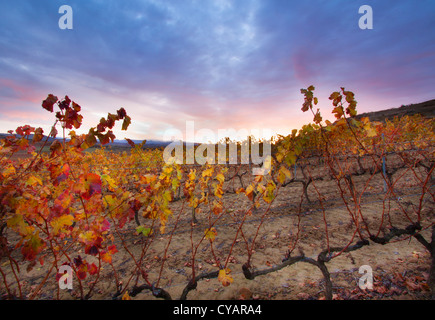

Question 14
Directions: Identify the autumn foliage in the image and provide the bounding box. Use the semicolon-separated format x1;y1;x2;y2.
0;88;434;300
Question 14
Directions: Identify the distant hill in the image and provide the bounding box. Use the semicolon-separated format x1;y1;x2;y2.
0;133;172;149
354;99;435;122
109;139;172;148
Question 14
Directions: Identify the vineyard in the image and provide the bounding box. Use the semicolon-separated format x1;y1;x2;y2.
1;87;434;300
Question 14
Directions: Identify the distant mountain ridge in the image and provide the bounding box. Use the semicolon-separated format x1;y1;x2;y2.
109;139;172;148
0;133;172;149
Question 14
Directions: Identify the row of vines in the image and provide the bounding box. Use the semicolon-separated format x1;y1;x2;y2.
0;86;434;300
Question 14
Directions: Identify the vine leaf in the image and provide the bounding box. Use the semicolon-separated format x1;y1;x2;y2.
42;94;58;112
218;268;233;287
51;215;74;235
204;227;217;242
21;232;45;261
74;173;102;200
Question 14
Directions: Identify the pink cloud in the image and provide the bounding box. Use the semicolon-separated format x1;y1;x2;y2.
0;78;42;104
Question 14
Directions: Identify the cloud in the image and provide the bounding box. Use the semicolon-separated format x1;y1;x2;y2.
0;0;434;141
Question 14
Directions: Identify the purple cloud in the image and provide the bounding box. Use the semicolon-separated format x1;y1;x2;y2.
0;0;434;141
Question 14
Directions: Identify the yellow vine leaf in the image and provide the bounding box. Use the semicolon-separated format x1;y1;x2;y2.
202;167;213;178
101;174;117;189
122;291;131;300
245;184;255;201
188;170;196;181
263;181;276;203
363;122;377;137
218;268;233;287
285;152;297;166
254;175;263;183
160;165;173;180
204;227;217;242
25;175;42;187
278;166;292;184
79;231;96;245
3;165;16;178
162;189;172;203
216;173;225;184
51;215;74;235
7;214;29;235
213;183;224;198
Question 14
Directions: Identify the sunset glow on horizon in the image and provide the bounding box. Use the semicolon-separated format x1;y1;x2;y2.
1;0;434;143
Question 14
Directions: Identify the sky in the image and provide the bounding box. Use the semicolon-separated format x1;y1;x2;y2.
0;0;434;143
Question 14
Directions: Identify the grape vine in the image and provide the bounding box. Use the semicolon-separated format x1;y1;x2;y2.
0;88;434;300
